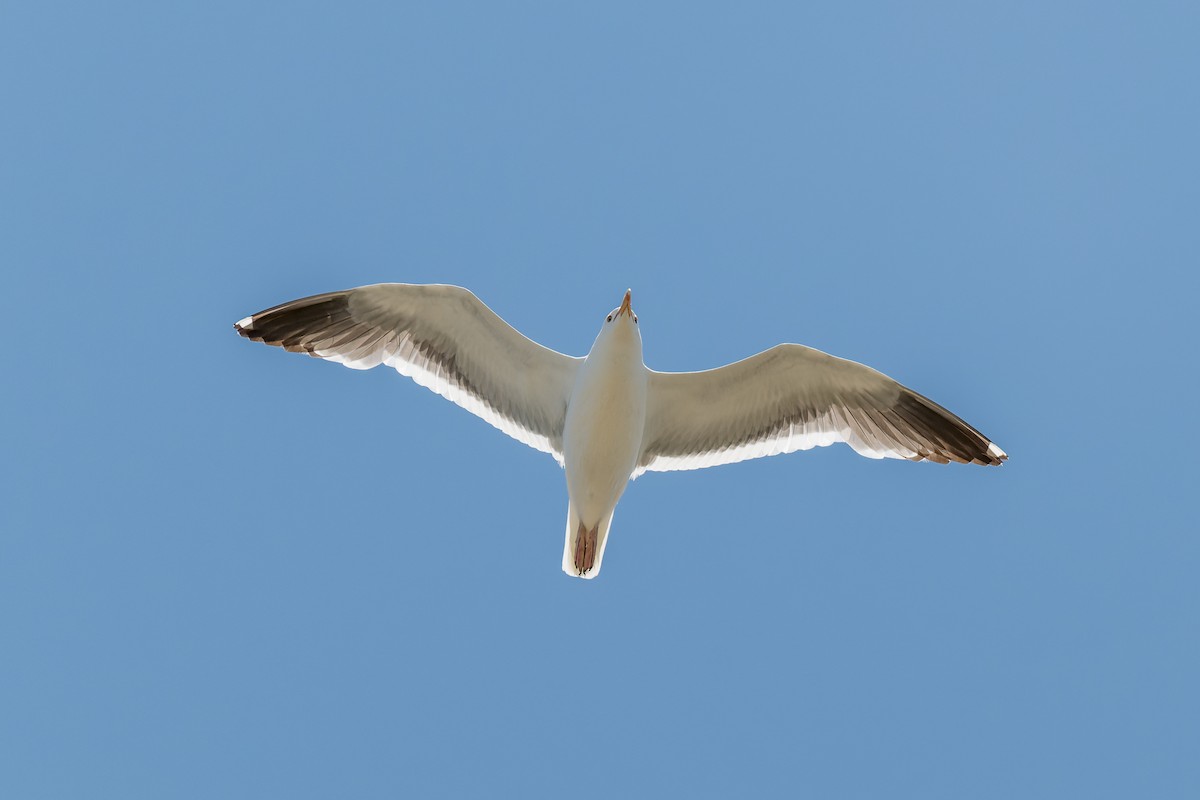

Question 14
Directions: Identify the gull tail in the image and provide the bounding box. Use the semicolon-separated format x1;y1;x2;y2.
561;503;616;580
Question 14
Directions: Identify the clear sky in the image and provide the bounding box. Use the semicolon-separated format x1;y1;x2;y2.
3;2;1196;797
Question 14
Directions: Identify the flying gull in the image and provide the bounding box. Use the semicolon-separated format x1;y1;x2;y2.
234;284;1006;579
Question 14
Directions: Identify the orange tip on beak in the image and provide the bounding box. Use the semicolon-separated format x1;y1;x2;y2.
618;289;632;316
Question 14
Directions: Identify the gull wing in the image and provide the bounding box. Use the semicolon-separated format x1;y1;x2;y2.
235;283;582;463
636;343;1005;476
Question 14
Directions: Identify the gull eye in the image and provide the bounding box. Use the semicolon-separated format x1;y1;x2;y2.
606;314;613;322
633;314;638;324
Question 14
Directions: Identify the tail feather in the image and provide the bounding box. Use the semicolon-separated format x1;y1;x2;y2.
562;503;616;580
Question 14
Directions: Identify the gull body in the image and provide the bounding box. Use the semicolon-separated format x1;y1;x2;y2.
562;291;646;577
234;283;1006;580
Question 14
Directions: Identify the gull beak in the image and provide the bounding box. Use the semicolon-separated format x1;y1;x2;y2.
618;289;633;318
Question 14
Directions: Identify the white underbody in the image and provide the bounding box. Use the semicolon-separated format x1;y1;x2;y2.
560;314;647;577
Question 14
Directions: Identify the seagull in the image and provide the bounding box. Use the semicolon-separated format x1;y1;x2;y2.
234;284;1006;579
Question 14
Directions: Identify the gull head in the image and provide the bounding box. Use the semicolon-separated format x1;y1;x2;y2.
591;288;642;355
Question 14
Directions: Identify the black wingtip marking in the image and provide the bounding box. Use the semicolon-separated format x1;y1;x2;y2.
232;291;355;352
894;390;1006;467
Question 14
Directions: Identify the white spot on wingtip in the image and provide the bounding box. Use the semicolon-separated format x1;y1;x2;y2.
236;316;254;330
987;442;1007;459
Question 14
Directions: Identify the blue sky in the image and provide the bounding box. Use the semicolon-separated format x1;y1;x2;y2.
3;2;1196;797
